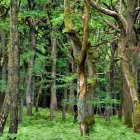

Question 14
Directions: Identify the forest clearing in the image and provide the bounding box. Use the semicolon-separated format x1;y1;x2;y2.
0;0;140;139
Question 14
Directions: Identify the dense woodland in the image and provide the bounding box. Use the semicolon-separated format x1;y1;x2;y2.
0;0;140;139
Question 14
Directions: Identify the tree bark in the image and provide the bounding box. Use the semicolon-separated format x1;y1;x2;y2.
62;87;68;121
64;0;91;135
87;52;96;117
25;26;35;116
89;0;140;133
19;29;27;123
50;31;57;121
118;64;123;120
67;61;74;113
8;0;19;133
35;76;44;112
106;39;117;121
0;12;7;112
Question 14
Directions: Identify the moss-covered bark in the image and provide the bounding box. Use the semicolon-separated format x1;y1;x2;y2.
64;0;91;135
8;0;19;133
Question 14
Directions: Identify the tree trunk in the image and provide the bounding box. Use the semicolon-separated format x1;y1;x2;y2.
35;76;44;112
19;62;26;123
62;87;68;121
78;64;89;135
118;65;123;120
50;32;57;121
0;20;7;112
62;61;68;121
87;53;96;117
106;40;117;121
67;61;74;113
19;29;27;123
64;0;90;135
25;26;35;116
123;72;133;127
8;0;19;133
0;92;10;134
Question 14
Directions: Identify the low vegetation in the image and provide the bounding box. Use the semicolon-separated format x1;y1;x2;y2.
1;108;140;140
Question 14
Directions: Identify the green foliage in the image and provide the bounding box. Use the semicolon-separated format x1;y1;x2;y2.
1;108;140;140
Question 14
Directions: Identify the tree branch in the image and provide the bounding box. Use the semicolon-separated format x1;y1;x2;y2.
64;0;82;50
79;0;90;65
88;0;127;35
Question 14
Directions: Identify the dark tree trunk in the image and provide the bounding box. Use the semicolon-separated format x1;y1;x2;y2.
0;19;7;112
62;87;68;121
62;61;68;121
106;39;117;121
67;61;74;113
19;62;26;123
0;92;10;134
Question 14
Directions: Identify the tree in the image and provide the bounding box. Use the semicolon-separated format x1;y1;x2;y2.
64;0;93;135
0;0;19;134
88;0;140;132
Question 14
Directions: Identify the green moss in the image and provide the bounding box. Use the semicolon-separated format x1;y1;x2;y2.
134;103;140;133
83;115;95;126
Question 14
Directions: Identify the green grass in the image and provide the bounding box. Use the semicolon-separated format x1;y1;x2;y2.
1;107;140;140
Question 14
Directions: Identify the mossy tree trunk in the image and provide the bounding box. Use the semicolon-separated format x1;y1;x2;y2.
118;64;124;120
87;52;96;116
89;0;140;133
8;0;19;133
64;0;91;135
0;4;9;112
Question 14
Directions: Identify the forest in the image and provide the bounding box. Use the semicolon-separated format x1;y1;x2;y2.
0;0;140;139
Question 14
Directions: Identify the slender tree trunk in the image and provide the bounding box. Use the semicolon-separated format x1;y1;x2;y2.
67;61;74;113
1;24;7;94
106;40;117;121
8;0;19;133
62;61;68;121
118;65;123;120
19;29;27;123
19;62;26;123
50;32;57;121
62;87;68;121
35;76;44;112
25;26;35;116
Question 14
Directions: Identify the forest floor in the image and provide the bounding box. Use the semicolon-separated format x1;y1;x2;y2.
1;107;140;140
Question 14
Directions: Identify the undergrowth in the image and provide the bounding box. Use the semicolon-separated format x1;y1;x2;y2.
0;107;140;140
